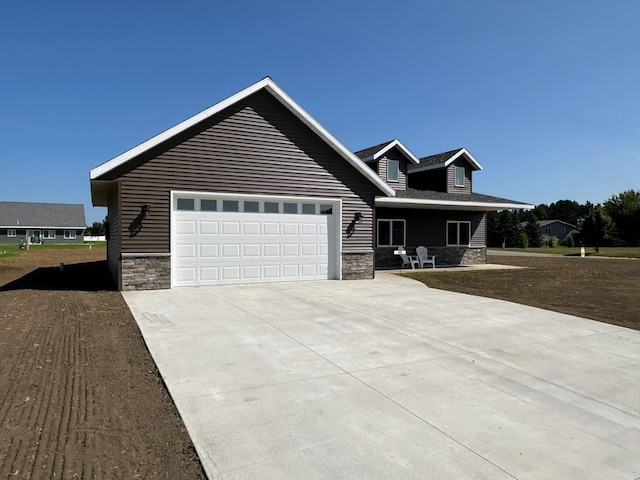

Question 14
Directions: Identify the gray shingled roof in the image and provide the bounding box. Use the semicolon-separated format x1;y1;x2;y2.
395;188;531;206
0;202;86;228
408;148;464;170
353;140;395;161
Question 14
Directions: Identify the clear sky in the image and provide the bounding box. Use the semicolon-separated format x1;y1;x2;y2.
1;1;638;224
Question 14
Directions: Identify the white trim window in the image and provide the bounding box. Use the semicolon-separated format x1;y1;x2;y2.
378;219;405;247
64;230;76;240
387;160;399;182
454;166;465;187
447;221;471;246
7;229;16;237
43;230;56;240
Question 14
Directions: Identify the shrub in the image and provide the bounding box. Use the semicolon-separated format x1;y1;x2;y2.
549;235;559;248
518;232;529;250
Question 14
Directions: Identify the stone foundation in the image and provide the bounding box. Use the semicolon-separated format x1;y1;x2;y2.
376;246;486;268
342;251;374;280
121;254;171;290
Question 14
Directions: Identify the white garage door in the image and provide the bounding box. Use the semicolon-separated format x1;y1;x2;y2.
172;194;339;287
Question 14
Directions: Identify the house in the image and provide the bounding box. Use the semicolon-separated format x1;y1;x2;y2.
354;142;533;267
90;77;532;291
0;201;86;244
535;219;578;244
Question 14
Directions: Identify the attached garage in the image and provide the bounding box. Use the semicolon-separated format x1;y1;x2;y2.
90;77;393;290
172;192;340;286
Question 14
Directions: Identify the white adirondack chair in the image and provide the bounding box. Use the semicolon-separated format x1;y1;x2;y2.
416;246;436;269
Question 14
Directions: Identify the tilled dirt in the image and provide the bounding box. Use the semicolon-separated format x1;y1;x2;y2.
0;247;205;479
406;253;640;331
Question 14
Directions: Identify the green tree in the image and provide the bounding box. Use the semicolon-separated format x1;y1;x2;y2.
524;219;543;247
548;200;583;226
581;205;615;252
518;232;529;250
604;190;640;246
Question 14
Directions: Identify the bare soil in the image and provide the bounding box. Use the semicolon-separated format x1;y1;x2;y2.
0;247;205;479
405;254;640;331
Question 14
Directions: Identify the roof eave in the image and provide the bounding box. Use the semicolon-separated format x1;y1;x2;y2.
376;197;534;211
373;140;420;165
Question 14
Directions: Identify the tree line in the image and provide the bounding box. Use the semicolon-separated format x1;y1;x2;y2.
488;189;640;250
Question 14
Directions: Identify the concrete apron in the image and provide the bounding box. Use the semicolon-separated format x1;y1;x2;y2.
123;274;640;480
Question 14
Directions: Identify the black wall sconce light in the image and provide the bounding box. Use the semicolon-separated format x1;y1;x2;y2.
354;211;363;223
140;204;151;218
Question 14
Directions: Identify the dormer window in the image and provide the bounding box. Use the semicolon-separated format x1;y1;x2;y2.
454;166;465;187
388;160;399;182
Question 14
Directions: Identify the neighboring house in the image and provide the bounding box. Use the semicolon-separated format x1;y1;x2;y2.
90;77;532;291
354;142;533;267
0;201;86;244
534;219;578;244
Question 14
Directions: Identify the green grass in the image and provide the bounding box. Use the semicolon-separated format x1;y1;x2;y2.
0;242;104;262
0;244;22;260
492;246;640;258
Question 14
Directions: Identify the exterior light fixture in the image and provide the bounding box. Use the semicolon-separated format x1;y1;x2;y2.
141;204;150;218
354;212;363;223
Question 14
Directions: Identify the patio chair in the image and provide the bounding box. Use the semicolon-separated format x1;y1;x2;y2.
400;253;419;269
416;246;436;269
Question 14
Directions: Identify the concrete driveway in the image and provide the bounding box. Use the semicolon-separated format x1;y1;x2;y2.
123;274;640;480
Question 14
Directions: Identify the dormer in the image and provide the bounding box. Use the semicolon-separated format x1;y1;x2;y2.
408;148;482;194
354;140;420;191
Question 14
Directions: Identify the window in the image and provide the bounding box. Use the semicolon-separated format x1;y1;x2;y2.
264;202;279;213
545;227;551;235
64;230;76;240
387;160;399;182
320;204;333;215
43;230;56;239
283;203;298;214
454;166;465;187
561;227;566;233
201;199;217;211
243;201;259;213
302;203;316;214
447;221;471;246
7;229;16;237
177;198;195;211
222;200;239;212
378;219;405;247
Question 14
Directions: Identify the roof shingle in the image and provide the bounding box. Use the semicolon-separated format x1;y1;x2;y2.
0;202;86;228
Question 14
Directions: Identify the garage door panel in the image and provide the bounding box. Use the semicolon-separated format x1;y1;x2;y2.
200;244;219;258
174;204;337;286
200;221;218;235
222;222;240;235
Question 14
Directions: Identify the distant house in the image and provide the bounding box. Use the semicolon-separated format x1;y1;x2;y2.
0;202;86;244
531;219;578;244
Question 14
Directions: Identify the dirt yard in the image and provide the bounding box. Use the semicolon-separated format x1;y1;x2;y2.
2;248;639;479
0;247;205;479
405;253;640;331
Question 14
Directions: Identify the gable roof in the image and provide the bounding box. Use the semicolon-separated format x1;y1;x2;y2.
354;139;420;165
409;148;482;174
376;188;533;211
0;202;86;229
537;219;577;229
90;77;395;201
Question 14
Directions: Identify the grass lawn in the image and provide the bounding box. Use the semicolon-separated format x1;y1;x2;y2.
494;246;640;258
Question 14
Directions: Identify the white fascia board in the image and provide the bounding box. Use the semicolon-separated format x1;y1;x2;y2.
376;197;534;211
90;77;395;197
90;78;271;180
444;148;483;171
373;140;420;165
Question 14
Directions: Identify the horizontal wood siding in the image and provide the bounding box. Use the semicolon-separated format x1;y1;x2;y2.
376;208;486;247
117;90;377;254
379;149;408;191
447;158;472;194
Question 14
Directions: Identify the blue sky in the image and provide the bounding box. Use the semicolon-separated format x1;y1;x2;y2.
1;1;638;224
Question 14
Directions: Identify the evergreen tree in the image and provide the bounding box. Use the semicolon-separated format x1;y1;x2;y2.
525;219;543;247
